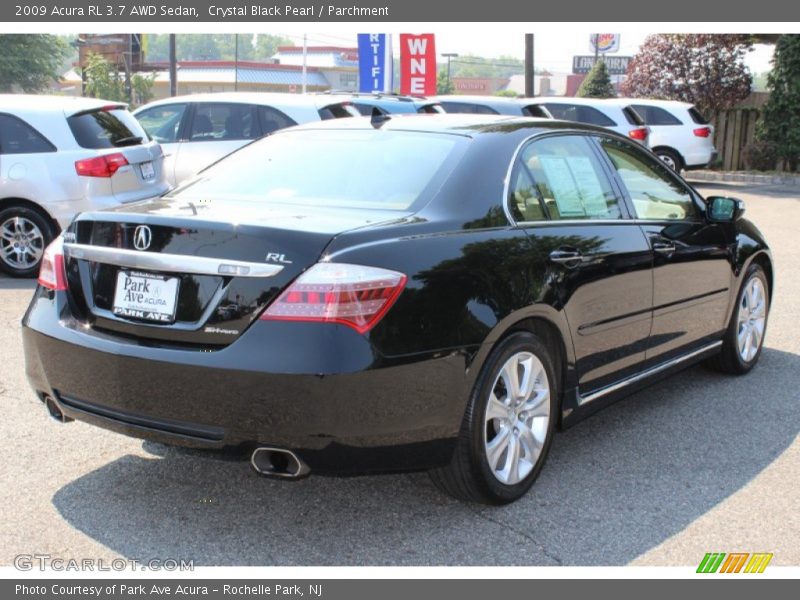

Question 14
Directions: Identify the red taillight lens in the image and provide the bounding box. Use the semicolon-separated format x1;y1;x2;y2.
693;127;712;138
74;153;129;178
261;263;407;334
628;128;649;141
38;237;67;292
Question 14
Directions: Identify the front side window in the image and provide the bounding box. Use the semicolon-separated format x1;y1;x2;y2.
135;103;187;143
257;105;297;135
512;135;622;221
0;114;55;154
542;103;616;127
189;103;258;141
439;102;500;115
601;138;698;220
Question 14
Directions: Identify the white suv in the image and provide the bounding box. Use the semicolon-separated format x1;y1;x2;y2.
133;93;360;187
522;97;651;146
612;99;717;171
0;95;168;277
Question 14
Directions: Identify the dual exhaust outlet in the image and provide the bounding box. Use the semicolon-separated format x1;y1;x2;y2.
41;394;309;479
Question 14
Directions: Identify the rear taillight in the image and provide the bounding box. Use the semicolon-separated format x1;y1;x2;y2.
628;128;649;142
38;237;67;292
74;153;128;178
693;127;712;138
261;263;407;334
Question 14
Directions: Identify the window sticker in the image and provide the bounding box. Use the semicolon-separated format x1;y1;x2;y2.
539;155;609;218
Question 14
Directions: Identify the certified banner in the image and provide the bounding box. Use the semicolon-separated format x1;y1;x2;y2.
357;33;393;93
399;33;437;95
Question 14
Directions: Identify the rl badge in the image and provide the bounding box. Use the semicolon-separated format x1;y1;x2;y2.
112;270;180;323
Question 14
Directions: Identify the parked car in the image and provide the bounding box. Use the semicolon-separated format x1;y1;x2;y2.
24;115;772;504
0;94;168;277
133;92;360;186
323;92;444;116
613;99;717;171
434;94;529;116
523;97;650;145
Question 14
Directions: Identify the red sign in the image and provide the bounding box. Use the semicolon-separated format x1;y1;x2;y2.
399;34;436;95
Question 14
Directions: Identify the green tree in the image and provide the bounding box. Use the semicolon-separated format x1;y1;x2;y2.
82;53;126;102
577;59;616;98
131;72;156;107
0;34;69;92
436;69;454;94
757;34;800;170
142;33;291;63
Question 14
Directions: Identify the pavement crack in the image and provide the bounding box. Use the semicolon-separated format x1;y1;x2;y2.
467;505;563;566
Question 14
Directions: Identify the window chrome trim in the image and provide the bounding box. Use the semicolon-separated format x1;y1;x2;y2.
577;340;723;406
64;243;284;278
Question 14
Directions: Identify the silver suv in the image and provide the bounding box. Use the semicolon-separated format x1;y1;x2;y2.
0;95;169;277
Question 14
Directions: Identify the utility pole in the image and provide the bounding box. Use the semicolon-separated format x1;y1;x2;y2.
524;34;534;97
234;34;239;92
301;34;307;94
169;34;177;97
442;52;458;92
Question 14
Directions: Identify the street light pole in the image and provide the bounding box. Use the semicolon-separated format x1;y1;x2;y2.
442;52;458;92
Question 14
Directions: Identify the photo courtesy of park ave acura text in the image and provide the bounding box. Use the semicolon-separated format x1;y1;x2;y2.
0;2;798;579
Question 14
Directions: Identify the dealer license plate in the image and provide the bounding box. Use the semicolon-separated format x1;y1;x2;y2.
112;270;179;323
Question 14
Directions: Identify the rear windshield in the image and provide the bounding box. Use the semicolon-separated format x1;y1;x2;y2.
68;107;149;149
630;105;682;125
418;103;445;114
168;129;466;211
688;107;710;124
318;102;360;120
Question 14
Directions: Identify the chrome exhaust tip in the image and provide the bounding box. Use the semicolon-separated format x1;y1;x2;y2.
43;395;73;423
251;447;310;479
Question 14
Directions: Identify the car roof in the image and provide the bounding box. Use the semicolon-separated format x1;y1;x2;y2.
136;92;348;111
433;95;522;106
0;94;125;117
276;113;606;137
608;97;695;109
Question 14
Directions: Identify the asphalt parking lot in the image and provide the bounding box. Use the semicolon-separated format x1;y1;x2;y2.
0;181;798;567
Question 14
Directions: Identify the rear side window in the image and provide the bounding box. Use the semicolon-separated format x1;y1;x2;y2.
543;103;616;127
622;107;644;125
513;135;622;221
439;101;500;115
189;103;258;141
631;105;683;126
68;107;148;149
135;103;187;143
688;107;710;124
522;105;551;118
417;103;445;114
0;114;55;154
257;105;297;135
318;102;360;120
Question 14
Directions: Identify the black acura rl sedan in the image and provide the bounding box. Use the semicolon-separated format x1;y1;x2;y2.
22;115;771;504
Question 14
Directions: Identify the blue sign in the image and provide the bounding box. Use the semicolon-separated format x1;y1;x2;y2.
357;34;392;93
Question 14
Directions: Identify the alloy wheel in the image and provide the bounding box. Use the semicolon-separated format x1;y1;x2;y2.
0;216;45;271
483;351;551;485
737;277;767;362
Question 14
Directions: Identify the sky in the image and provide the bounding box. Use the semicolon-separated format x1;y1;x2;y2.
277;30;776;74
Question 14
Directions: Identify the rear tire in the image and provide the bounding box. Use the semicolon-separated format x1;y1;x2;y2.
429;331;558;504
655;148;683;172
707;263;769;374
0;204;57;278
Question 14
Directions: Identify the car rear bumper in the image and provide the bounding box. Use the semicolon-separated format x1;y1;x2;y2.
22;290;468;475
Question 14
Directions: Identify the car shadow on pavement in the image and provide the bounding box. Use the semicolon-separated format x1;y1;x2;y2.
52;347;799;566
0;277;37;291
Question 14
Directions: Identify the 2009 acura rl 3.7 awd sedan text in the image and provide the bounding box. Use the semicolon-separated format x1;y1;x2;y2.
22;115;772;504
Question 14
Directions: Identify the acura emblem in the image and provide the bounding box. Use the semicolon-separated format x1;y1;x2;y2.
133;225;152;251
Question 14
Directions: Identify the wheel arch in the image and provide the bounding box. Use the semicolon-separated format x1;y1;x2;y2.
0;197;61;235
652;145;685;169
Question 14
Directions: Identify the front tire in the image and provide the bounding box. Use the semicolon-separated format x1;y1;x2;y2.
708;263;769;374
429;331;558;504
0;205;57;278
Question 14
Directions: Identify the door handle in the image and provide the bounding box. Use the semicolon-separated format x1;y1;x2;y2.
549;248;583;266
651;240;676;254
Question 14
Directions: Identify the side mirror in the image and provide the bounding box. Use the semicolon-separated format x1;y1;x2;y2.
707;196;745;222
